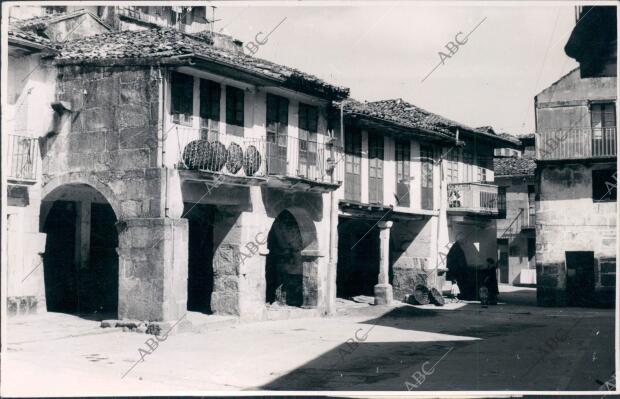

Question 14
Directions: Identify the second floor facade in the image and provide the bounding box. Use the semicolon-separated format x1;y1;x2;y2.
535;68;617;162
337;100;513;216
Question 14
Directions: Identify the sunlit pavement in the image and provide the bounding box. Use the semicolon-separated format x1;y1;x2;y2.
1;286;615;395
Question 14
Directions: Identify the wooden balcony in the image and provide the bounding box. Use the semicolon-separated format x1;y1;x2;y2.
6;134;38;184
171;125;341;192
447;182;498;216
536;127;617;161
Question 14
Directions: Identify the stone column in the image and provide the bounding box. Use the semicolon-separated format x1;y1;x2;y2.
374;220;393;305
117;218;188;321
301;251;321;308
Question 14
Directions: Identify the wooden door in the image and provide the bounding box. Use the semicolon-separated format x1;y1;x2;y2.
368;132;383;204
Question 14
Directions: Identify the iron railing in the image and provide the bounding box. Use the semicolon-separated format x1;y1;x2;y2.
6;134;38;182
499;208;535;240
536;127;616;160
170;125;339;184
447;182;498;214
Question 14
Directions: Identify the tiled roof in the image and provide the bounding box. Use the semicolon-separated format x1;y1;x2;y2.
8;9;108;51
54;27;349;99
495;132;522;146
493;156;536;176
344;98;515;144
8;28;56;48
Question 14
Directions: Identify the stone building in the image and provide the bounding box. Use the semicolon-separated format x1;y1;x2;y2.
494;134;537;286
535;6;617;307
335;99;514;302
5;6;348;322
4;5;515;323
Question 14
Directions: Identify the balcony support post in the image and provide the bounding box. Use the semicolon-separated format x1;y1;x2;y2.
374;220;393;305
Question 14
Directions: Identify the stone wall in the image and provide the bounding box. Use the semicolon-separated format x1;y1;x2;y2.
536;162;616;306
47;64;164;219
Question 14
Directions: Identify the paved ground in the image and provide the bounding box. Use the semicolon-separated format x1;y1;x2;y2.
1;285;616;395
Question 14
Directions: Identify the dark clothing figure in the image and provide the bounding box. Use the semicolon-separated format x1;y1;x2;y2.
483;267;499;305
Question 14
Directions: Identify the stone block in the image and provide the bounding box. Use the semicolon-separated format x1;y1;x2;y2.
83;108;115;132
117;104;150;128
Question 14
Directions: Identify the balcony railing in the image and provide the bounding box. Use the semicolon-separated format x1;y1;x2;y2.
536;127;617;160
117;7;206;34
169;125;340;185
6;134;38;183
448;182;498;215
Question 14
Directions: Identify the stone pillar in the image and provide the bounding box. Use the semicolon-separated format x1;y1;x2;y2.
117;218;188;321
374;220;393;305
301;252;321;308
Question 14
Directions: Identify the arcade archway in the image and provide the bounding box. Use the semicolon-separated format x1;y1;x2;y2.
40;184;119;317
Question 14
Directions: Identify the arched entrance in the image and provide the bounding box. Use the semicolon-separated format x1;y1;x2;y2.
40;184;119;317
446;242;473;299
265;210;304;306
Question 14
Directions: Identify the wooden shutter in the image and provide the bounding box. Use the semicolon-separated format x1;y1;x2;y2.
395;140;410;206
345;127;362;201
421;145;434;210
368;131;383;204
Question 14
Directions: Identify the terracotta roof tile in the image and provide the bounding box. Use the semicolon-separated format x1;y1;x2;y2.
493;156;536;176
54;27;348;99
344;98;515;144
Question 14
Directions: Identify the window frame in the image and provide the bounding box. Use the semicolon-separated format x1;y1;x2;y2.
170;71;194;126
226;86;245;136
199;79;221;140
592;168;617;202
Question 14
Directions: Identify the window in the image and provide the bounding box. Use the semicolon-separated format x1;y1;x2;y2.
497;186;507;218
462;150;474;182
395;140;410;207
266;94;289;175
170;72;194;126
368;132;384;204
446;150;459;183
477;156;489;182
226;86;244;136
420;145;434;210
298;103;318;177
591;103;616;157
199;79;220;140
592;169;617;202
344;127;362;201
591;103;616;134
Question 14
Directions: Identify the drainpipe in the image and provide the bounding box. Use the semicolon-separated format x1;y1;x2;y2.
159;68;169;218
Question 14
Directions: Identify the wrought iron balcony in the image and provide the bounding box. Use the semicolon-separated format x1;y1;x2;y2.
447;182;498;215
536;127;616;161
6;134;38;183
169;124;341;189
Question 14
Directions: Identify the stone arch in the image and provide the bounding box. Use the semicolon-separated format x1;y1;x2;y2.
41;173;123;220
39;180;120;317
282;206;318;254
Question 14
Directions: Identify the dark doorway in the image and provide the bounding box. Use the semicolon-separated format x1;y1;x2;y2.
446;243;475;299
42;196;118;317
565;251;595;306
337;218;380;298
88;203;119;314
266;210;304;306
185;203;215;313
43;200;78;313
